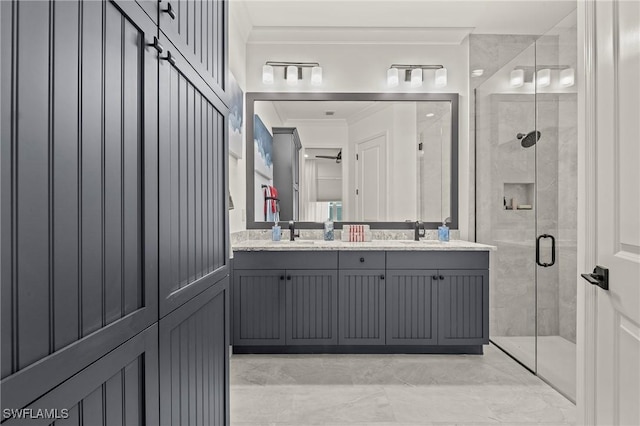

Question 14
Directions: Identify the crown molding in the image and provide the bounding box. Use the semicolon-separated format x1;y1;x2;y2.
247;26;473;45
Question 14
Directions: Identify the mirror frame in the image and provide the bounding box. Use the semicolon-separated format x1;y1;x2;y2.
245;92;459;230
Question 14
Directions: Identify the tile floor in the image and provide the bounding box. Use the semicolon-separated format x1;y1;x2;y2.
230;344;576;425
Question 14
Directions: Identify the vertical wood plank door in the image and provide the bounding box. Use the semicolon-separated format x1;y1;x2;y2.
437;270;489;345
386;270;438;345
233;270;286;346
159;0;227;103
158;35;229;317
159;280;229;426
286;270;338;345
1;325;160;426
338;270;386;345
0;0;158;412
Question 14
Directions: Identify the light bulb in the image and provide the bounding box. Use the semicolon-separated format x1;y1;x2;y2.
435;67;447;87
387;68;399;87
310;66;322;85
537;68;551;88
410;68;423;88
510;69;524;87
286;65;298;86
560;68;575;87
262;64;274;84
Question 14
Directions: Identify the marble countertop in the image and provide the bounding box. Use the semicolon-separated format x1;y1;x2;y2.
232;239;497;252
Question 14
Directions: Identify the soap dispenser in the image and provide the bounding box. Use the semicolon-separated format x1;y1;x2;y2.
438;217;450;242
272;221;281;241
323;219;334;241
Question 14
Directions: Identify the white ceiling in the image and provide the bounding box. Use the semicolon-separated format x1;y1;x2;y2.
235;0;577;37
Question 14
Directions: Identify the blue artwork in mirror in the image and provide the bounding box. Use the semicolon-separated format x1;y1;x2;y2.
253;114;273;179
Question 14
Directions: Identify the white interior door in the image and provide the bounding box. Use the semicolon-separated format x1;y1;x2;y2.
581;0;640;424
355;134;387;221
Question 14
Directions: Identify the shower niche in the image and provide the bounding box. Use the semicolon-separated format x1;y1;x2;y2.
503;182;534;210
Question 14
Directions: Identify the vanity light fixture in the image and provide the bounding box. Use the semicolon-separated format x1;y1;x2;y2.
560;67;575;87
411;68;423;88
387;67;400;87
286;65;299;86
510;69;524;87
262;64;274;84
386;64;447;88
536;68;551;88
435;67;447;88
262;61;322;85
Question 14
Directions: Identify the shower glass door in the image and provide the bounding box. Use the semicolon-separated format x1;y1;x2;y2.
534;12;578;402
475;42;538;372
475;9;577;402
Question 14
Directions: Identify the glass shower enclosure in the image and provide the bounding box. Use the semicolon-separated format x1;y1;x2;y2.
475;11;578;401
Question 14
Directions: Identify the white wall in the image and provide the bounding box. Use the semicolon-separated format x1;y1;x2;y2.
228;1;250;232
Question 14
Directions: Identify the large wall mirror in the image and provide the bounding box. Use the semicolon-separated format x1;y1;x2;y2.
246;93;458;229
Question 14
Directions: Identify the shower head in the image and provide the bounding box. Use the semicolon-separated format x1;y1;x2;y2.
516;130;541;148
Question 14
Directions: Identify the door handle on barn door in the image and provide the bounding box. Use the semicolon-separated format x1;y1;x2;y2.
160;51;176;67
536;234;556;267
147;36;164;54
581;265;609;290
162;2;176;20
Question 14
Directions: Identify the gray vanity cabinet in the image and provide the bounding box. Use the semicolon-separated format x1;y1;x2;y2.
385;270;438;345
338;270;386;345
437;270;489;346
233;270;286;346
286;270;339;345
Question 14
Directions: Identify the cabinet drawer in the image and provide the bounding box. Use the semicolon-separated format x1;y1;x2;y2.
233;251;338;270
339;251;385;269
386;251;488;270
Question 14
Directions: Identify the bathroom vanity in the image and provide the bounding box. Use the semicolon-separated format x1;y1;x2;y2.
231;240;494;354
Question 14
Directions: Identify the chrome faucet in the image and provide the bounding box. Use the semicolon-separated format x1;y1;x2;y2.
414;221;425;241
289;220;297;241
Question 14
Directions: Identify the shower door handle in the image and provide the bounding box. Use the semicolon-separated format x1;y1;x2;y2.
536;234;556;267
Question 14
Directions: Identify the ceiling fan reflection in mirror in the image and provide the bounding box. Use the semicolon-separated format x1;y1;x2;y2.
315;150;342;163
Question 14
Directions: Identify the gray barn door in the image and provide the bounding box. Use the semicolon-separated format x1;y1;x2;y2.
0;0;158;412
158;36;229;317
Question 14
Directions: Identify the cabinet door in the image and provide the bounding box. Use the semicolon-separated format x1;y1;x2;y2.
286;270;338;345
160;279;229;426
159;0;227;100
338;270;386;345
158;36;229;317
233;270;286;346
437;270;489;345
386;270;438;345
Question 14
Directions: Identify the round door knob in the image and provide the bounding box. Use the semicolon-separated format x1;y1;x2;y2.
432;275;438;280
439;275;445;280
360;257;365;262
